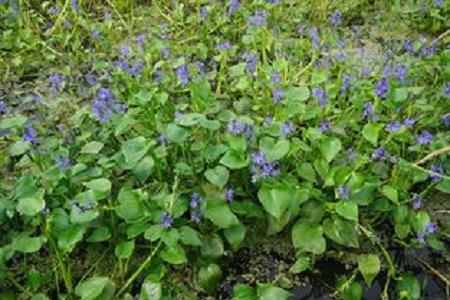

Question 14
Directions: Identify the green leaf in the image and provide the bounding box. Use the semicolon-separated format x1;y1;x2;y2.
87;227;111;243
362;123;381;146
297;162;316;182
285;86;310;102
201;234;224;260
176;113;205;126
289;256;311;274
229;135;247;152
83;178;111;200
292;219;326;254
0;115;27;129
180;226;202;246
139;280;162;300
257;284;292;300
205;200;239;228
381;185;398;204
116;188;147;223
58;225;86;253
358;254;381;287
233;284;257;300
16;188;45;216
115;240;135;259
220;150;249;169
320;137;342;162
132;156;155;183
204;166;229;189
436;179;450;194
258;185;291;220
259;137;290;162
9;141;30;156
224;222;246;250
335;200;359;221
341;282;363;300
121;136;151;166
396;273;421;300
323;217;359;248
75;277;116;300
144;225;163;242
80;141;104;154
12;235;46;253
167;124;191;143
199;264;223;295
230;201;265;218
161;228;180;248
160;244;187;264
191;77;214;111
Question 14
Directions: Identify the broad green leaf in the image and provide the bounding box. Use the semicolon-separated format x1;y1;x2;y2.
199;264;222;295
323;217;359;248
75;277;116;300
116;188;147;223
285;86;310;102
12;235;46;253
58;225;86;253
292;219;326;254
224;222;246;250
320;137;342;162
176;113;205;126
289;256;311;274
220;150;249;169
180;226;202;246
257;284;292;300
115;240;135;259
297;162;317;182
80;141;104;154
87;227;111;243
335;200;359;221
396;273;421;300
233;285;257;300
140;280;162;300
205;200;239;228
167;124;191;143
341;282;363;300
204;166;229;189
0;115;27;129
358;254;381;287
201;234;224;260
16;188;45;216
132;156;155;183
144;225;163;242
160;244;187;264
83;178;111;200
230;201;265;218
258;185;291;220
381;186;398;204
9;141;30;156
362;123;381;146
161;228;180;248
121;136;151;166
259;137;290;162
229;135;247;152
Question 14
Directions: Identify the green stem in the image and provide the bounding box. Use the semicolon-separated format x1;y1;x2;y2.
2;270;33;297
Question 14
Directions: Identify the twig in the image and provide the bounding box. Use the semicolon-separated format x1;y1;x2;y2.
416;257;450;286
414;146;450;166
430;29;450;47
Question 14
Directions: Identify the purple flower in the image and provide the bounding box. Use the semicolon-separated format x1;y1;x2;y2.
49;5;59;14
319;119;332;132
104;10;112;20
161;212;174;228
247;10;268;27
403;117;415;129
395;65;409;84
363;101;378;121
55;156;71;172
404;40;414;54
312;86;325;99
415;130;433;145
417;230;426;244
280;121;294;137
270;72;282;85
190;193;205;223
158;135;169;146
273;87;284;103
160;22;169;39
191;209;204;223
91;88;126;123
375;78;389;98
216;41;232;50
117;61;130;73
176;64;191;87
444;82;450;98
225;188;234;202
91;29;100;39
340;74;356;96
137;34;145;49
385;120;402;133
435;0;443;7
62;20;71;27
228;0;241;16
23;123;39;145
347;148;357;160
263;115;273;127
251;151;280;182
308;26;321;49
196;61;205;77
425;223;438;234
412;195;423;210
200;7;208;21
174;110;183;119
227;119;246;134
0;101;6;113
330;12;342;26
49;74;63;93
242;52;259;73
71;0;80;10
297;25;306;34
337;185;350;200
120;45;130;57
372;147;387;161
429;163;444;183
440;115;450;127
390;155;398;163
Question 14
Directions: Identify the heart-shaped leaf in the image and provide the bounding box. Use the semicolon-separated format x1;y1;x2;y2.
259;137;290;162
358;254;380;287
204;166;229;189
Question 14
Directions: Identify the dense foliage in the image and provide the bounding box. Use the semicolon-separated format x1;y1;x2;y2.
1;0;450;299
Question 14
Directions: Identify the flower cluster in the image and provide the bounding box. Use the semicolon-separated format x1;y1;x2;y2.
55;156;71;172
176;63;191;87
160;212;174;228
251;151;280;182
23;122;40;145
70;199;94;214
190;193;205;223
337;185;351;200
91;87;127;123
417;223;438;244
227;119;247;135
247;10;269;27
429;163;444;183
